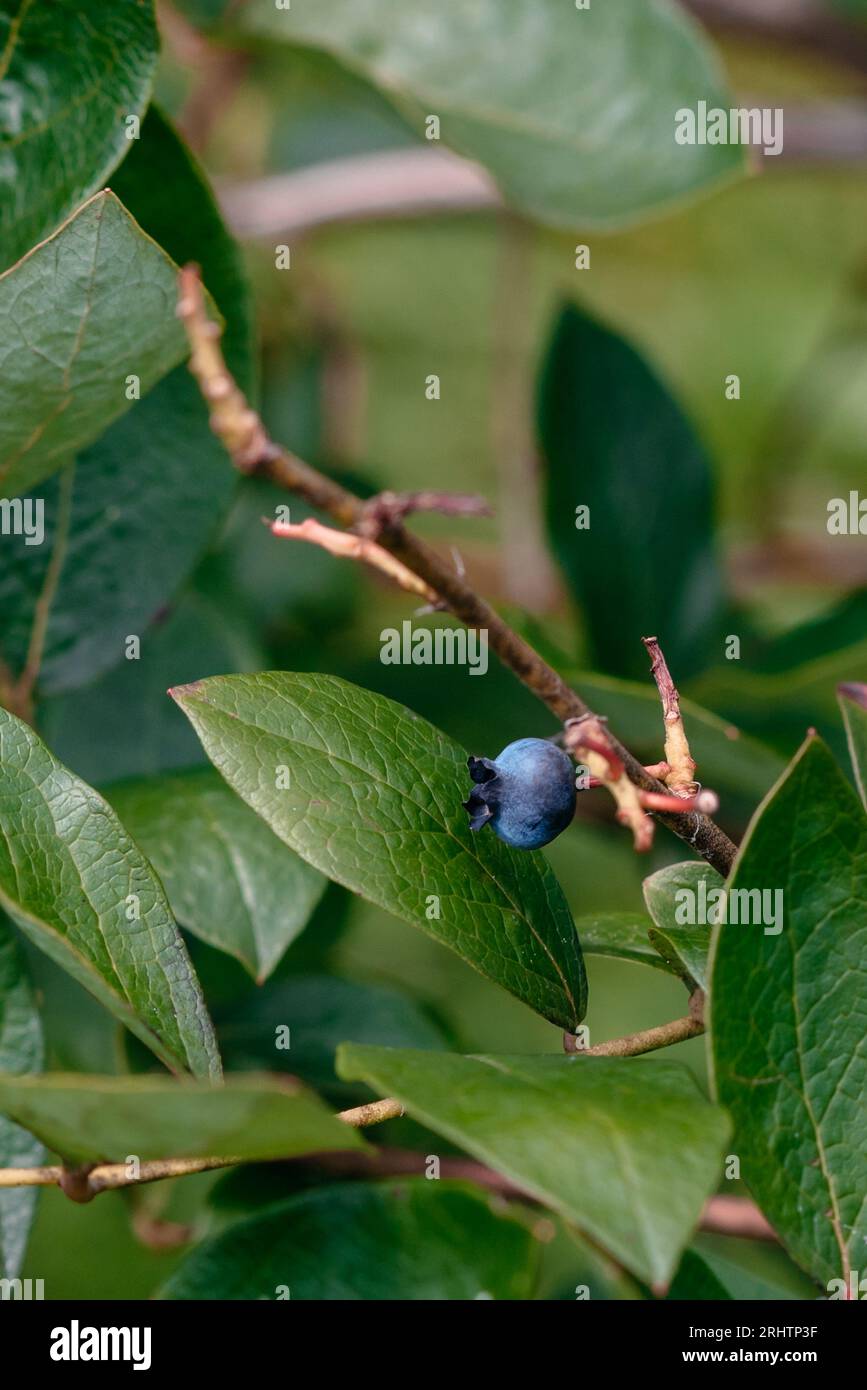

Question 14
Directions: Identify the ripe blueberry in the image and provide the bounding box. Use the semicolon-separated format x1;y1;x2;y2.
462;737;576;850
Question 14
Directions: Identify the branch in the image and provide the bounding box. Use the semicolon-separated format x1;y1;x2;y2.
177;266;737;876
564;990;705;1058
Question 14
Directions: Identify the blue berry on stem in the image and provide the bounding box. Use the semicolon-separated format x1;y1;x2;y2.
462;737;577;850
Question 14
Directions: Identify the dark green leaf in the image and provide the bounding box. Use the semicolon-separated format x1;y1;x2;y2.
0;108;252;695
217;972;449;1101
0;1071;363;1165
161;1179;538;1300
577;912;674;975
107;770;326;982
839;682;867;810
0;916;43;1278
337;1044;731;1286
0;191;201;497
0;0;158;267
171;672;588;1030
643;862;720;991
239;0;743;228
540;303;724;680
710;737;867;1287
0;708;220;1079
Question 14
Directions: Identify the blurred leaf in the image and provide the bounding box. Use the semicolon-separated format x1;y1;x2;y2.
665;1247;731;1300
338;1045;730;1286
577;912;675;976
217;972;449;1102
642;862;719;992
0;108;253;695
0;708;220;1079
172;672;588;1030
838;681;867;810
0;917;43;1278
40;589;265;786
0;191;201;497
710;737;867;1287
540;303;724;680
0;0;158;267
107;769;326;982
669;1238;815;1302
240;0;743;227
161;1179;537;1300
0;1072;362;1165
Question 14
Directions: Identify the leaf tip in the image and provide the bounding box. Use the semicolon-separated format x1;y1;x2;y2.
838;682;867;711
168;681;206;704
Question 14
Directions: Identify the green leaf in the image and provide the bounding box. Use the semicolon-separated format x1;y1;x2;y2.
106;770;326;983
563;669;784;804
0;0;158;268
709;737;867;1287
0;916;43;1278
40;589;265;786
0;1071;363;1165
668;1239;816;1302
337;1045;731;1286
643;862;720;992
239;0;743;228
0;190;205;498
217;973;449;1102
0;708;220;1079
171;672;588;1030
161;1179;538;1300
540;303;725;680
838;682;867;810
577;912;675;976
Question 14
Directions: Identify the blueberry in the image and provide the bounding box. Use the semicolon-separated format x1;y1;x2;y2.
462;737;576;850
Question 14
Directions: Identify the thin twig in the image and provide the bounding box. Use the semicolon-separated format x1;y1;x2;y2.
176;266;737;876
269;516;438;601
565;990;705;1057
642;635;699;796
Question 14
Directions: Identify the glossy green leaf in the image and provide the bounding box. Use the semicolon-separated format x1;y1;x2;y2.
0;916;43;1278
709;737;867;1287
172;672;588;1030
839;682;867;810
577;912;674;976
161;1179;537;1300
0;1071;363;1165
540;303;725;680
107;770;326;983
0;190;209;497
338;1045;731;1286
0;0;158;268
240;0;743;228
0;109;252;695
643;862;720;991
0;708;220;1079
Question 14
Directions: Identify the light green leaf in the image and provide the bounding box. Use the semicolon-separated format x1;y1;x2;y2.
577;912;675;976
107;769;327;982
337;1044;731;1286
709;737;867;1287
161;1179;538;1300
0;108;253;695
239;0;743;228
0;916;43;1278
838;682;867;810
0;1071;363;1165
0;707;220;1079
0;0;158;268
0;190;205;497
643;862;720;992
171;672;588;1030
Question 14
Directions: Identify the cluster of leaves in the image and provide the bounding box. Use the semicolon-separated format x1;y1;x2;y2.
0;0;864;1301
